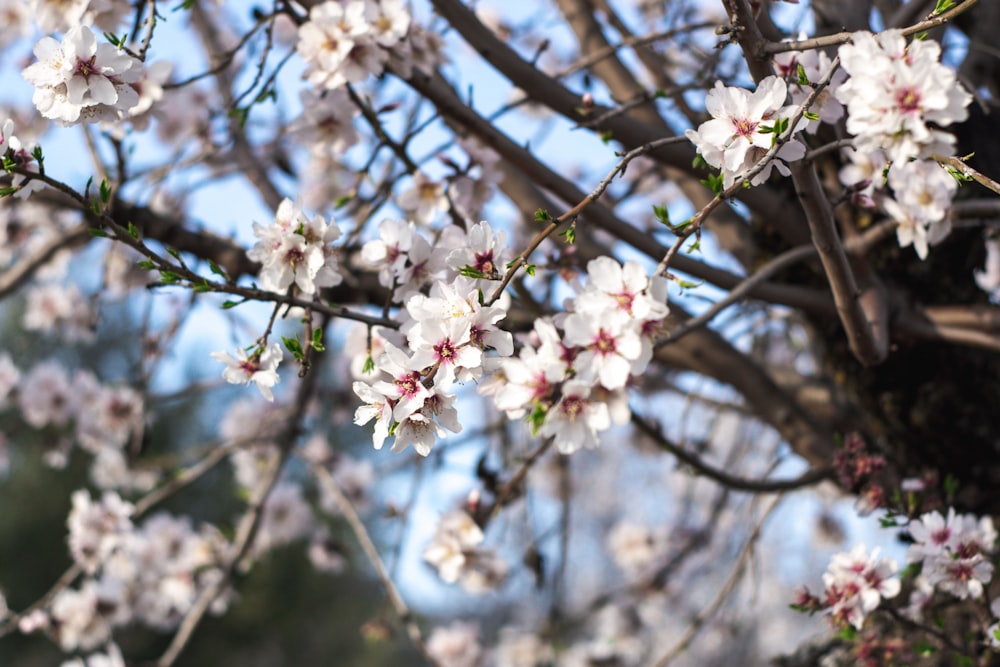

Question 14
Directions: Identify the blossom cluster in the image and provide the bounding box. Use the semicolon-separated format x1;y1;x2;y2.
23;491;227;653
0;355;149;491
422;510;507;592
831;30;970;260
247;198;343;297
297;0;411;92
906;509;996;603
818;544;901;630
485;256;668;454
22;25;145;126
685;75;806;189
835;30;970;164
354;220;513;456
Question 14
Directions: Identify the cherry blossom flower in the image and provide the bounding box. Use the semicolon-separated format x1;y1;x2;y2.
423;510;507;591
247;198;342;296
538;380;611;454
907;509;996;600
685;76;805;188
287;88;360;157
211;342;283;402
23;25;144;125
427;621;483;667
773;47;845;131
836;29;970;163
821;544;900;629
67;490;134;574
397;171;449;224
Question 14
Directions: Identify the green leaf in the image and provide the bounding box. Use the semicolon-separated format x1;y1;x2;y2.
0;187;19;198
692;154;708;170
560;227;575;244
796;63;809;86
652;203;671;226
933;0;956;16
166;248;182;261
99;179;112;203
192;282;212;293
334;194;353;209
835;625;857;641
944;473;959;499
311;328;326;352
363;356;375;375
282;335;305;361
208;260;228;280
221;300;241;309
676;279;702;289
228;107;249;128
31;145;43;164
159;270;181;284
527;403;547;435
459;266;486;279
533;208;551;223
127;221;139;239
700;172;724;195
136;260;156;270
803;110;819;121
525;264;536;277
598;130;613;144
89;228;108;238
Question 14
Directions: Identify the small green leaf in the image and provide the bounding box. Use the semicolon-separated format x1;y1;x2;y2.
0;187;19;198
334;194;353;209
944;473;959;499
166;248;182;261
803;110;819;121
652;203;671;226
527;403;547;435
89;228;108;237
100;179;112;203
192;282;212;293
459;266;486;279
31;145;43;163
933;0;956;16
363;356;375;375
136;260;156;270
835;625;856;641
208;260;228;280
700;172;724;195
560;227;575;244
676;279;702;289
534;208;551;223
221;300;241;309
796;63;809;86
311;328;326;352
159;270;181;284
282;335;305;361
598;129;613;144
525;264;536;277
127;221;139;239
692;154;709;170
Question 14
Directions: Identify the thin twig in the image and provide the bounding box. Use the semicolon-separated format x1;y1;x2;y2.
766;0;981;53
312;464;444;667
650;495;782;667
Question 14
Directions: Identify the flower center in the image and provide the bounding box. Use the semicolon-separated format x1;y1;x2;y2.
733;118;758;138
896;88;921;113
